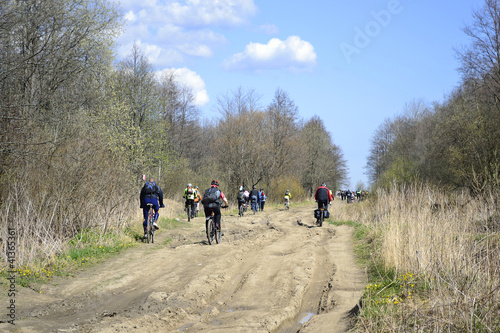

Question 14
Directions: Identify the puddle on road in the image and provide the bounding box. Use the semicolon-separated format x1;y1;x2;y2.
275;311;317;333
299;312;314;324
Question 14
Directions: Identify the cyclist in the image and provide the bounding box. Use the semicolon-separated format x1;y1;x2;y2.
243;188;250;205
139;178;164;238
315;183;332;212
237;185;246;212
202;180;228;231
248;185;260;213
183;183;198;219
284;189;291;206
259;188;266;211
194;186;202;216
346;189;353;203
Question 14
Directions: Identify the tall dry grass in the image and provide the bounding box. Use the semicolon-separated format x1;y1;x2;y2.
0;143;138;269
334;183;500;331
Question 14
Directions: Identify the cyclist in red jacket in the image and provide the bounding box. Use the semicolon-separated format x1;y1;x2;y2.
314;183;332;211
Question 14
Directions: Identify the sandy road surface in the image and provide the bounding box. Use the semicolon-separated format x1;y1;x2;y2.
1;202;366;333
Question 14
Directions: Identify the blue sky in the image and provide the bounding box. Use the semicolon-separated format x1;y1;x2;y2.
116;0;484;189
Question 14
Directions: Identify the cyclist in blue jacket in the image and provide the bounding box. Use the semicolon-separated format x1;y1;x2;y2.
140;178;164;238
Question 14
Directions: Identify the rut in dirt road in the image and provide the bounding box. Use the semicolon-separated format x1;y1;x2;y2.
4;202;366;333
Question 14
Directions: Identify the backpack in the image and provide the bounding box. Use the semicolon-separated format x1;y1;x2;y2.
201;187;221;206
144;182;156;195
237;191;244;201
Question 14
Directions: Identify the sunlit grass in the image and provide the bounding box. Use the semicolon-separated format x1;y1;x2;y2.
0;216;189;289
332;185;500;332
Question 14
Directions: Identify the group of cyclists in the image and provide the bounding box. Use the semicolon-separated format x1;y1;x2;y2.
236;185;267;214
139;178;336;238
139;179;227;238
182;183;203;219
338;189;368;203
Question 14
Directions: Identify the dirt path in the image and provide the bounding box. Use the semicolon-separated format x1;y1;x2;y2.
2;202;366;333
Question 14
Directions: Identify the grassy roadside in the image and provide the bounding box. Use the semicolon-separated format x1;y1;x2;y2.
331;185;500;332
330;218;432;332
0;216;184;292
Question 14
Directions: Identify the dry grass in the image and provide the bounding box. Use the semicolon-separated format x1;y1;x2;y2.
333;184;500;332
0;148;138;269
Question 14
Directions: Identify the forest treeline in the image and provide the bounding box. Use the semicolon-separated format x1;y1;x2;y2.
365;1;500;195
0;0;347;264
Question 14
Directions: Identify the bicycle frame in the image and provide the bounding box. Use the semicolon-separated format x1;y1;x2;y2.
316;202;327;227
238;200;247;217
146;203;155;243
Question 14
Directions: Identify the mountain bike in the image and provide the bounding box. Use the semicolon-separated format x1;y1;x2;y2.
186;205;191;222
316;207;324;227
186;199;195;221
238;200;246;217
206;205;227;245
315;202;328;227
145;203;155;243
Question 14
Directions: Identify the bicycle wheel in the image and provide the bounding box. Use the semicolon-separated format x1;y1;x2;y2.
206;217;215;245
239;204;244;217
215;220;222;244
187;206;191;222
318;209;324;227
150;223;155;243
147;218;153;243
285;201;289;210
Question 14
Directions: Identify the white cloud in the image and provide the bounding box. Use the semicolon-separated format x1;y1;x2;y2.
156;67;209;106
223;35;317;72
166;0;257;27
124;10;137;23
156;26;227;57
255;23;279;35
117;40;184;67
117;0;254;66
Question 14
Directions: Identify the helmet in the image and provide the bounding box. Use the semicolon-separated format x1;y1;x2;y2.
260;188;263;191
239;185;243;191
253;185;257;189
195;186;198;189
321;183;326;187
187;183;192;187
211;179;219;187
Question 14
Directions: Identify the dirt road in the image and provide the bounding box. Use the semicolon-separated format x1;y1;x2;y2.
2;202;366;333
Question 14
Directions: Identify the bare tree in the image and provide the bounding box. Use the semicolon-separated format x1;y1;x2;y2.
0;0;126;264
456;0;500;101
212;87;264;191
157;71;201;162
0;0;122;167
264;89;301;188
301;116;348;195
115;43;157;128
